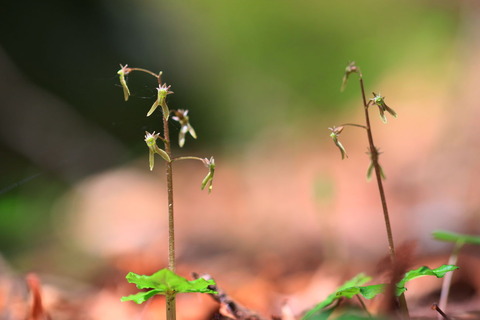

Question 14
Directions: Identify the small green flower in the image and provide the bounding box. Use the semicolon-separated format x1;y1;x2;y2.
147;83;174;118
329;126;348;159
172;109;197;147
370;93;397;123
201;157;215;193
117;64;131;101
341;61;359;92
366;147;386;181
144;131;170;170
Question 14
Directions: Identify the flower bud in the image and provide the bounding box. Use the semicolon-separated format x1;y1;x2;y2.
341;62;359;92
328;126;348;159
172;109;197;147
144;131;170;170
117;64;131;101
366;147;386;181
370;93;397;123
201;157;215;193
147;83;174;118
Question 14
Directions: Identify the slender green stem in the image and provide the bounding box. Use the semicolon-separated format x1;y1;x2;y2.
172;156;205;162
437;241;463;319
358;76;409;319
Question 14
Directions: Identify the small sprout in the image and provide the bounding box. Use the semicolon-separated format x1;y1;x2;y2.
341;61;360;92
331;265;458;304
201;157;215;193
172;109;197;147
302;273;372;319
329;126;348;159
145;131;171;170
121;268;217;304
147;83;174;118
117;64;131;101
370;93;397;123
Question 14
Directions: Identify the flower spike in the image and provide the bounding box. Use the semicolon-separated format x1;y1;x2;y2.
172;109;197;147
117;64;131;101
370;93;397;123
147;83;174;118
201;157;215;193
329;126;348;159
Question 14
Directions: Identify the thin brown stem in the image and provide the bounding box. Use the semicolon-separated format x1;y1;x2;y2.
432;303;451;320
128;67;161;79
162;100;176;320
359;77;396;261
356;294;372;318
340;123;368;130
166;294;177;320
358;76;409;319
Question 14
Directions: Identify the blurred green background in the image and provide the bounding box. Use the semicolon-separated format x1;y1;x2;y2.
0;0;461;274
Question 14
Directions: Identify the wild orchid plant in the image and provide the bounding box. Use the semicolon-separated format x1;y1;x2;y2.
116;65;217;320
319;62;457;319
332;62;398;262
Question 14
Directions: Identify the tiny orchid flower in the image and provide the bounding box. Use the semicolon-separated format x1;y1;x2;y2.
366;147;386;181
201;157;215;193
172;109;197;147
341;61;359;92
370;93;397;123
117;64;131;101
147;83;174;118
329;126;348;160
144;131;170;170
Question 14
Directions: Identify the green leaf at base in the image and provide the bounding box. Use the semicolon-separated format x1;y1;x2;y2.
336;265;458;301
302;273;371;320
337;284;386;300
121;268;217;304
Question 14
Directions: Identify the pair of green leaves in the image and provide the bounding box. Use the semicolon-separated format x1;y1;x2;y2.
121;269;217;304
302;265;458;320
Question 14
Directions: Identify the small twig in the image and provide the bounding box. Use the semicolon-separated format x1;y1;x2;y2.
128;67;161;80
340;123;368;130
192;273;269;320
26;273;51;320
356;294;372;318
432;303;451;320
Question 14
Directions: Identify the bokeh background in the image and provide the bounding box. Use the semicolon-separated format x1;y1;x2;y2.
1;0;480;318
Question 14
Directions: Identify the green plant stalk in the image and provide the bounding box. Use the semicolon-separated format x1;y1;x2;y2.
359;77;396;261
173;156;205;162
437;241;462;319
358;77;409;319
161;99;177;320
